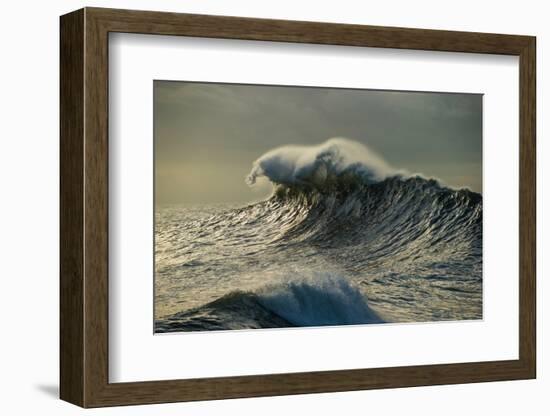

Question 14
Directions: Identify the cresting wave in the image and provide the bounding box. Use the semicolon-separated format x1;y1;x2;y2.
246;137;396;191
155;272;384;332
241;138;481;249
155;138;483;332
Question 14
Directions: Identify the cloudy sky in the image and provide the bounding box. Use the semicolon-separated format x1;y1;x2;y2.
155;81;482;205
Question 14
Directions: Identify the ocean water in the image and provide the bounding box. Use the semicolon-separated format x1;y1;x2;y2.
154;139;482;332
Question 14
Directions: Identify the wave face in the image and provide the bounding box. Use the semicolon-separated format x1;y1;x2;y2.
155;139;482;332
156;272;383;332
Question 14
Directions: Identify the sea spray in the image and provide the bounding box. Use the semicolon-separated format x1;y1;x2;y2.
256;271;384;326
246;138;396;190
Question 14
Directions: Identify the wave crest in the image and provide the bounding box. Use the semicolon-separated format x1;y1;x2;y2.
155;271;383;332
256;271;384;326
246;138;395;191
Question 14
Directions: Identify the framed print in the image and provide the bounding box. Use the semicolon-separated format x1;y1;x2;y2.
60;7;536;408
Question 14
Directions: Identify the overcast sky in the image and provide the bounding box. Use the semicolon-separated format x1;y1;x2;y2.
155;81;482;205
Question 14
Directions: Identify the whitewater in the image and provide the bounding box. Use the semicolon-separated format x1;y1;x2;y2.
155;138;482;332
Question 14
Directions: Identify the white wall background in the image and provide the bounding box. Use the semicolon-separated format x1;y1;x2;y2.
0;0;546;414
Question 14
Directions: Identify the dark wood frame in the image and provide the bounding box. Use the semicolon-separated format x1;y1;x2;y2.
60;7;536;408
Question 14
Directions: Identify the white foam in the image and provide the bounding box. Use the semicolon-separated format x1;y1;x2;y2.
246;138;395;188
256;271;383;326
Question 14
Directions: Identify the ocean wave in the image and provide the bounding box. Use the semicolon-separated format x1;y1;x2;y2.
155;138;482;332
256;271;384;326
246;137;396;191
155;271;383;332
250;173;482;254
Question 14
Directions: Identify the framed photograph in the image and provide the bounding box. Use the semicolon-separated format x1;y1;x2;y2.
60;7;536;408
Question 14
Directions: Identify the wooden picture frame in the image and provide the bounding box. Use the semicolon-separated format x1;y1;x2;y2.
60;7;536;408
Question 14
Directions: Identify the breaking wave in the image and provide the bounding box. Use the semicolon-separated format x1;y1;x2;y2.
155;138;482;332
155;272;383;332
246;137;396;190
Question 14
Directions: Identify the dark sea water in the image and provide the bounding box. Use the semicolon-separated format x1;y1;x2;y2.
154;139;482;332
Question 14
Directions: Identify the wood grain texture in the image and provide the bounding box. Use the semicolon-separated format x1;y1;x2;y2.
59;8;84;406
83;10;110;406
59;7;537;408
89;7;532;54
518;38;536;375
